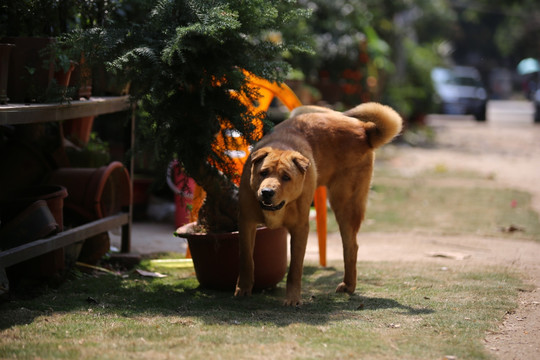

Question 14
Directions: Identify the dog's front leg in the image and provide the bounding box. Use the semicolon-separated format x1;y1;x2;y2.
284;222;309;306
235;221;257;297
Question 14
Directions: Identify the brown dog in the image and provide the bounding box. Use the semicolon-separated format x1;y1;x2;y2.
234;102;402;305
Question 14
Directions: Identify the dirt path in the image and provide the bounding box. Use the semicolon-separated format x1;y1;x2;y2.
305;113;540;359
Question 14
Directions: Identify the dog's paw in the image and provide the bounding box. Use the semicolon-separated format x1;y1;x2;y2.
283;297;302;307
335;282;355;294
234;286;252;297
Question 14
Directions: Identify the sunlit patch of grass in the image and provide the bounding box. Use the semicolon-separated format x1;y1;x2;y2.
314;168;540;240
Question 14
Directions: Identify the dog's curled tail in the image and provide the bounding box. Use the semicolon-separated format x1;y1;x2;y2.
344;102;403;149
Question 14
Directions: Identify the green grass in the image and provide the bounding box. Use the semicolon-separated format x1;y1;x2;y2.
0;260;520;359
1;167;537;359
316;168;540;240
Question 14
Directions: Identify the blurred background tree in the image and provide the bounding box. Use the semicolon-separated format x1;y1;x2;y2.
286;0;539;120
287;0;457;121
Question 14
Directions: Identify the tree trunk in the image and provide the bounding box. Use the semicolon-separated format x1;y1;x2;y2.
191;163;239;233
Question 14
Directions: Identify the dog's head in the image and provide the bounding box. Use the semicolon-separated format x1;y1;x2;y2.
249;147;310;212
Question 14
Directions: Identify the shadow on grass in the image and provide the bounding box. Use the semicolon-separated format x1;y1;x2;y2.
0;265;433;330
303;266;433;315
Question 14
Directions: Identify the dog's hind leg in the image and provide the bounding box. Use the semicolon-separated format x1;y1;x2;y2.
327;168;372;294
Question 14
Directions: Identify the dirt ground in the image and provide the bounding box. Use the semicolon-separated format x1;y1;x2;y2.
304;110;540;359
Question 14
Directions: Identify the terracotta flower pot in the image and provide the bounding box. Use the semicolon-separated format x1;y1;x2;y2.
0;200;58;250
47;162;131;266
6;184;68;230
1;185;68;277
70;53;92;99
176;224;288;291
48;161;131;221
53;60;76;88
62;115;95;146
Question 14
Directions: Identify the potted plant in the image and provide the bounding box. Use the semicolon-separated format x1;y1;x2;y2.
0;0;80;103
64;0;311;289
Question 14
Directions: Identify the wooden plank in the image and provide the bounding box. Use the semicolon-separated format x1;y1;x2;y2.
0;96;131;125
121;105;137;253
0;213;129;268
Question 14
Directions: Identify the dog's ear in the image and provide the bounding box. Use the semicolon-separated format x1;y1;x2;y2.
251;148;270;165
292;153;310;174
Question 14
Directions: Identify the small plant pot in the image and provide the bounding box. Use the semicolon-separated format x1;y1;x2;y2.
6;184;68;231
62;115;95;146
176;224;288;291
1;185;68;278
53;61;76;88
0;200;59;250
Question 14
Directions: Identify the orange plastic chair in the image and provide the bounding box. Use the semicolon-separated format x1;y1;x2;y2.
187;71;327;266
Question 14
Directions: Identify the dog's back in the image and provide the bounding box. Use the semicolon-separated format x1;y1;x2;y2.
267;102;402;186
275;102;401;154
285;103;402;149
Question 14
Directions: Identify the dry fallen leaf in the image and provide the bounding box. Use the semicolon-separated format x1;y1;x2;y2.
500;224;525;233
136;269;167;278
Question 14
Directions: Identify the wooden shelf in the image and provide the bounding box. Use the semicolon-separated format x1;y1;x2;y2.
0;213;129;269
0;96;131;125
0;95;134;294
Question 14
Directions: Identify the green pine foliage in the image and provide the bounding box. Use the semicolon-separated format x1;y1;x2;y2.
64;0;311;232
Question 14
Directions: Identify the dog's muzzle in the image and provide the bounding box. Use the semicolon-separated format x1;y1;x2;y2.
259;188;285;211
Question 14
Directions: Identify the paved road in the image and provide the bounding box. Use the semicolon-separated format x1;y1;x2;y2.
487;99;535;125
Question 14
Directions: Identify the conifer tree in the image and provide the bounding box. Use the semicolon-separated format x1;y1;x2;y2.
67;0;311;232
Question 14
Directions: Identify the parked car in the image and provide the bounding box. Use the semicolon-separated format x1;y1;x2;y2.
431;66;488;121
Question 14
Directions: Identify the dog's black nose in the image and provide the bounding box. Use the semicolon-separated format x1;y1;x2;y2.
261;188;275;200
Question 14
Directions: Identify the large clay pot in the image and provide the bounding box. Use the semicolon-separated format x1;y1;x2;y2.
48;162;131;266
176;224;288;291
48;161;131;221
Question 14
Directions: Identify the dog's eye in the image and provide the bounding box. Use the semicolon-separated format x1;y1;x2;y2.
282;174;291;181
260;170;269;178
